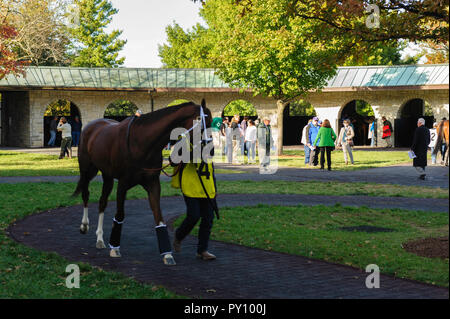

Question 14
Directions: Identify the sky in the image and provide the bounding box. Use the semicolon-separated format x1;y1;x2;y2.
105;1;426;68
106;0;204;68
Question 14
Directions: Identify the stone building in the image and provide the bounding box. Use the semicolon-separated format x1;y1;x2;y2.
0;64;448;150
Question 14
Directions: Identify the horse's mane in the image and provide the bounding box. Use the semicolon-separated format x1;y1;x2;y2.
135;102;198;125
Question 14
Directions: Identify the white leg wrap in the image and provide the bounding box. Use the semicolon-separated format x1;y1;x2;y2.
96;212;105;249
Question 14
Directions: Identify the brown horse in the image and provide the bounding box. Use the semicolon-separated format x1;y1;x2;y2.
434;120;449;166
72;100;212;265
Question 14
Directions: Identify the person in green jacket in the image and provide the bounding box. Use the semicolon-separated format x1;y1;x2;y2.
313;119;337;171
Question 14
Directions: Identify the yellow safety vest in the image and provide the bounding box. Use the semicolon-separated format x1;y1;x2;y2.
171;162;216;199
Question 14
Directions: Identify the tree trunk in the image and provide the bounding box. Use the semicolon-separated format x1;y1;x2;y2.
276;99;289;156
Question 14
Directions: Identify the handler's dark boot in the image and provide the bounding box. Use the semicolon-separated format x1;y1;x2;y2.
197;251;216;261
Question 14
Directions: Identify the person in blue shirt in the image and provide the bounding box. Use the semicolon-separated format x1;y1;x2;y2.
305;117;321;166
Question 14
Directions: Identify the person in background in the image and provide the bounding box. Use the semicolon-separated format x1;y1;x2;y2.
257;119;274;170
244;120;257;163
301;119;312;165
429;122;438;165
57;117;72;159
135;109;143;117
240;116;248;157
368;118;376;147
305;117;321;166
48;116;58;147
381;116;393;148
230;117;241;164
441;117;447;163
411;118;430;180
313;119;337;171
338;119;355;165
71;116;82;147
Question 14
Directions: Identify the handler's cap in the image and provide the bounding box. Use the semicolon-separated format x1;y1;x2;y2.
313;117;319;121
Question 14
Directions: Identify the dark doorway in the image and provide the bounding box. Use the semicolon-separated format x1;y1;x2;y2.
395;99;434;147
283;101;316;146
340;100;375;146
44;100;81;147
283;106;310;146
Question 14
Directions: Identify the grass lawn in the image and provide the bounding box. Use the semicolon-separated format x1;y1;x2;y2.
0;149;417;177
0;151;243;176
0;180;448;297
174;204;449;287
276;149;413;170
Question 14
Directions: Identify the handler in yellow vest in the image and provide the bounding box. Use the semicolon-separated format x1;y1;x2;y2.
171;160;218;260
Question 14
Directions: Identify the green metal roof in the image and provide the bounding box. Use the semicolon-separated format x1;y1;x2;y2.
0;64;448;90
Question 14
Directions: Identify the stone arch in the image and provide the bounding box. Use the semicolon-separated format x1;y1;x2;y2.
104;99;139;122
43;99;82;147
395;98;434;147
339;99;376;146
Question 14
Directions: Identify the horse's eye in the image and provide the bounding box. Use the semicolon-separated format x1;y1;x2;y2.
196;116;201;121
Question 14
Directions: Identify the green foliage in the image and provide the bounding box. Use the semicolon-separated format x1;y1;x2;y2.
167;99;190;107
69;0;126;67
104;99;137;116
289;100;316;116
158;23;214;68
355;100;374;117
44;100;71;116
223;99;257;116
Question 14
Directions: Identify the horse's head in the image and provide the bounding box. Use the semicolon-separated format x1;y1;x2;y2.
180;99;212;139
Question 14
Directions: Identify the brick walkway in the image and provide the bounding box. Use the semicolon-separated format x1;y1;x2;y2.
7;195;449;299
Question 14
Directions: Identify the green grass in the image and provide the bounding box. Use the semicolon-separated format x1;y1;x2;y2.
276;149;412;170
174;204;449;287
218;180;449;199
0;182;182;298
0;178;447;297
0;152;80;176
0;151;243;176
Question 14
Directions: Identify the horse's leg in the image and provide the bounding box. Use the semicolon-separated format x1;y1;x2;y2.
143;176;176;266
96;175;114;249
108;180;129;258
79;165;99;234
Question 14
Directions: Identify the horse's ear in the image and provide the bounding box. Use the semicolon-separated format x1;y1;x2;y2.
201;99;206;109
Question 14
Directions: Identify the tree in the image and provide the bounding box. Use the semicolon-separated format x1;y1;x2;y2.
158;23;213;68
0;4;25;79
1;0;70;71
195;0;448;43
70;0;126;67
419;41;449;64
223;100;257;116
180;0;448;153
104;100;137;117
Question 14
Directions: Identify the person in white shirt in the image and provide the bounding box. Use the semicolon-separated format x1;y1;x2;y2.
429;122;438;165
57;117;72;159
244;120;257;163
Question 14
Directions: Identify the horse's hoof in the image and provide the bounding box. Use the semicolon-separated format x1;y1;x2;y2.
96;241;106;249
163;253;176;266
80;224;89;234
110;249;121;258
